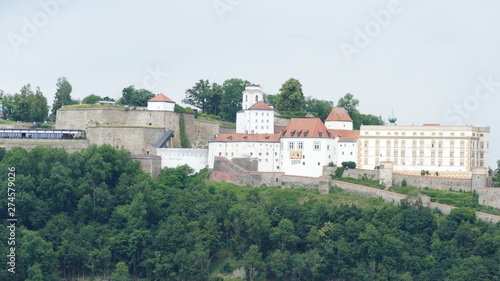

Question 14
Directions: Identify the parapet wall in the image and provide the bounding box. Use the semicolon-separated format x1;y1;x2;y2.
331;180;407;204
211;157;500;223
323;166;380;180
393;173;473;192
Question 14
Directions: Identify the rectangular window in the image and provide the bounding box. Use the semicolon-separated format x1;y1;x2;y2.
298;141;304;150
288;141;294;150
314;141;321;150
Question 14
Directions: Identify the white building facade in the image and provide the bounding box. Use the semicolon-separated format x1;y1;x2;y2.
236;101;275;134
358;125;490;178
279;118;336;177
208;134;281;172
147;93;175;111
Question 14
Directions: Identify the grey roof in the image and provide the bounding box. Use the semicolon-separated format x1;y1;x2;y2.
154;130;175;148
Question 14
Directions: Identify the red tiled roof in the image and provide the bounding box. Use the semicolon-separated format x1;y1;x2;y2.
274;126;286;134
281;118;330;138
328;129;360;141
248;101;273;110
326;107;352;122
148;93;175;103
212;133;280;142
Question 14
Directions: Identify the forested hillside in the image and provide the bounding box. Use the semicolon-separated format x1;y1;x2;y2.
0;146;499;280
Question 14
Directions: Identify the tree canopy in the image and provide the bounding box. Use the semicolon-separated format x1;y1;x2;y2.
337;93;384;129
219;78;250;122
82;94;103;104
275;78;306;112
119;86;155;106
52;77;74;116
0;145;498;280
2;84;48;122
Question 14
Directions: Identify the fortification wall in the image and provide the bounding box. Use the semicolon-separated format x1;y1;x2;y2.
1;139;88;153
187;118;219;149
393;173;472;191
56;108;218;149
132;155;161;179
478;187;500;209
331;180;408;204
282;175;330;194
323;166;380;180
87;126;165;155
219;126;236;134
211;157;500;223
156;148;208;172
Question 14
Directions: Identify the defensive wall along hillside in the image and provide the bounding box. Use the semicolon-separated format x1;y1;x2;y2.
56;108;219;149
211;157;500;223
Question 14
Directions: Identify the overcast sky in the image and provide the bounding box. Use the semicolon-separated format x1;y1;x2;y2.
1;0;499;167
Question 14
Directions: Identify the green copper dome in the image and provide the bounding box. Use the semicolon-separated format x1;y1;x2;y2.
388;110;397;125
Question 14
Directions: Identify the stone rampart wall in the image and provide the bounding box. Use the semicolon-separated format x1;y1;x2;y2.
331;180;408;204
323;166;380;180
56;108;218;149
2;139;88;153
132;155;161;179
478;187;500;209
87;126;165;155
211;157;500;223
393;173;472;191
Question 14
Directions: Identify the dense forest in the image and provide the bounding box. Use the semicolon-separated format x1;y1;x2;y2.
0;145;499;281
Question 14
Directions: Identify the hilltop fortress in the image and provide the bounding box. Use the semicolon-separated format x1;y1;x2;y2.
1;85;499;211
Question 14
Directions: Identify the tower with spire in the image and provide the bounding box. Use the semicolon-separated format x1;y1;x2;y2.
388;110;397;126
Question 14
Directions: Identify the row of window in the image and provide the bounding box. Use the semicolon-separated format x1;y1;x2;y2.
365;158;467;166
288;141;322;151
366;140;470;148
364;131;483;137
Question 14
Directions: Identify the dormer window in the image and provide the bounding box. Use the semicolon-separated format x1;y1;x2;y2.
319;132;323;137
291;130;296;137
304;130;309;137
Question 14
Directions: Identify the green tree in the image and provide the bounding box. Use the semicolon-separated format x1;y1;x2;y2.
244;245;263;280
119;86;155;106
111;262;132;281
270;218;299;251
29;87;49;122
1;93;15;119
52;77;74;115
26;263;43;281
219;78;249;122
264;93;278;107
275;78;305;112
82;94;103;104
337;93;359;116
9;84;48;122
305;96;334;121
183;79;223;115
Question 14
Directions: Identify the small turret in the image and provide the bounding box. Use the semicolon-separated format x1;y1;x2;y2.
388;110;397;126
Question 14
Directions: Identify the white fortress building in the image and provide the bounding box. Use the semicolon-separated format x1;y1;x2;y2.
209;85;360;177
358;113;490;178
208;85;490;179
147;93;175;111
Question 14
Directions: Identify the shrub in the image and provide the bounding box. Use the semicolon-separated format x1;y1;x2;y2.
341;161;356;169
402;179;407;187
328;161;335;167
